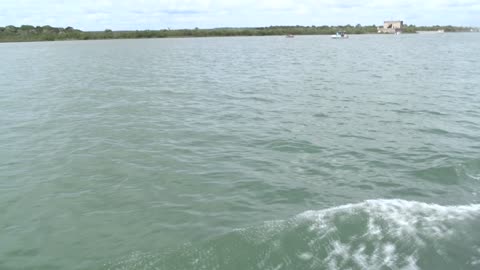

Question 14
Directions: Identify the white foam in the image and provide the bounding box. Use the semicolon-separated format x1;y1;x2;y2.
299;199;480;234
272;263;283;270
471;248;480;266
296;199;480;270
298;252;313;261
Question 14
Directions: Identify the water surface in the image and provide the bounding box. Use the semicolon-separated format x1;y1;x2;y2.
1;34;480;269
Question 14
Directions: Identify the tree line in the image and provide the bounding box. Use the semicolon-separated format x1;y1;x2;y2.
0;24;474;42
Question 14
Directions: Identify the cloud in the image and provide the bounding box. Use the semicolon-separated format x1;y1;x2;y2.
0;0;478;30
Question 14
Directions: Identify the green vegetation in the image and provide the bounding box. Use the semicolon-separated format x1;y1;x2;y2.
0;24;474;42
0;25;84;42
400;24;472;33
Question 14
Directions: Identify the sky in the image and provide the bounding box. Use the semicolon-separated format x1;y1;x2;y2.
0;0;479;30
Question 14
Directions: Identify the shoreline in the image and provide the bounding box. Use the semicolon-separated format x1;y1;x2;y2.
1;25;476;43
0;31;477;44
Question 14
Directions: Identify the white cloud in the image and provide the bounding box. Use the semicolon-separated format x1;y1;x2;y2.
0;0;478;30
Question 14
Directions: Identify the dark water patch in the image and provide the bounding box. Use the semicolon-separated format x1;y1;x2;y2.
339;134;375;141
431;189;449;195
367;159;408;170
410;154;452;165
6;248;39;257
258;139;325;154
458;159;480;181
249;96;275;103
261;187;314;204
392;109;415;114
330;150;367;160
418;127;450;135
455;119;480;127
313;113;328;118
240;158;280;174
417;128;479;141
390;187;431;198
369;180;404;188
414;165;460;185
376;101;402;106
228;95;276;104
393;108;448;116
364;147;393;155
217;112;246;121
190;170;246;179
299;167;331;177
353;184;375;190
412;159;480;190
417;109;448;116
465;110;480;117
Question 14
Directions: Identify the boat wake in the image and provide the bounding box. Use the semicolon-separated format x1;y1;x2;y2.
106;199;480;270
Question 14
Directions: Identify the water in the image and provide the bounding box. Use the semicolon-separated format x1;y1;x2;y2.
1;33;480;270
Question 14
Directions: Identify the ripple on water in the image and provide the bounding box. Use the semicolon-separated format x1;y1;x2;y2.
256;138;326;154
413;159;480;187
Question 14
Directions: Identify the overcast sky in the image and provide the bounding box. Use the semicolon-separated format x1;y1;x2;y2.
0;0;478;30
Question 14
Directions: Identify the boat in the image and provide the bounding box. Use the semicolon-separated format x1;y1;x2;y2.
331;32;349;39
286;34;294;38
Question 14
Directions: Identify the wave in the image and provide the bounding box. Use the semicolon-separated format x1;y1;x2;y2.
106;199;480;270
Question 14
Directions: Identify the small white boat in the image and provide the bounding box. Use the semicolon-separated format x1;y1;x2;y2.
331;32;349;39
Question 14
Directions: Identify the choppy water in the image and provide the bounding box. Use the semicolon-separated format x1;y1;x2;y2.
1;34;480;270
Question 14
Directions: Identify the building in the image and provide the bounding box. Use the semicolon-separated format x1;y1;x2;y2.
378;21;403;34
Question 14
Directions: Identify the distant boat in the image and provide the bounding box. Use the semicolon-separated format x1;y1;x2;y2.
286;34;294;38
331;32;349;39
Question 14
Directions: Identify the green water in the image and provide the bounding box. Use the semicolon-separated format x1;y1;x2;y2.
1;34;480;270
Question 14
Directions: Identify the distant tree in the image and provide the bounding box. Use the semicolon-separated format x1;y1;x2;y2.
5;25;16;32
20;25;35;31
